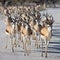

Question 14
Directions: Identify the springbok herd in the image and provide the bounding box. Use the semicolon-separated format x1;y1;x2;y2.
0;5;54;58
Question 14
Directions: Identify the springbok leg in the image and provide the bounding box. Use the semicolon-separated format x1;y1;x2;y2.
20;35;24;49
5;35;9;48
45;40;48;58
35;33;40;48
11;34;17;52
17;33;21;47
12;45;14;52
41;38;43;57
24;42;27;56
14;34;17;48
26;37;31;56
35;37;40;48
23;37;27;56
37;35;40;48
23;42;24;49
11;37;14;52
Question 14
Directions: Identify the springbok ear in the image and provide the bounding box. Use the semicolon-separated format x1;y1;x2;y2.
50;15;53;20
52;17;55;23
52;16;54;21
48;16;50;20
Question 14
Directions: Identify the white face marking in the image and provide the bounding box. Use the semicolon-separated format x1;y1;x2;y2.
36;20;38;25
48;16;50;20
12;24;15;30
26;25;28;29
22;23;23;26
47;26;51;32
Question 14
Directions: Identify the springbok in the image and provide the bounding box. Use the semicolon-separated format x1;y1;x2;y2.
5;15;15;52
28;15;41;48
20;21;32;56
5;13;21;52
40;20;52;58
32;19;42;48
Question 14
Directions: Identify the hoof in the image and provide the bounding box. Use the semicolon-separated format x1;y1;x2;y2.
12;47;14;52
27;53;29;56
24;53;26;56
39;45;40;48
23;47;24;49
21;40;23;42
5;45;7;48
18;45;20;47
41;53;43;57
45;55;47;58
15;44;17;48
